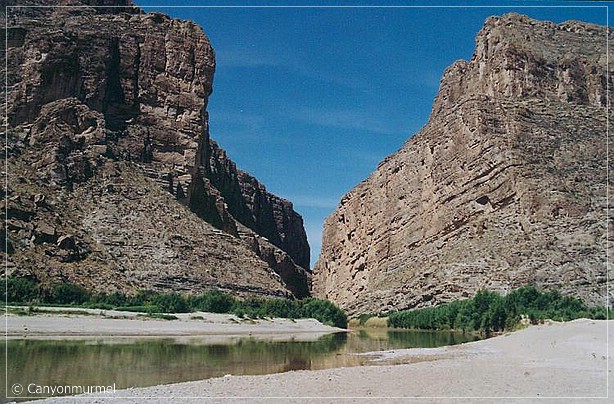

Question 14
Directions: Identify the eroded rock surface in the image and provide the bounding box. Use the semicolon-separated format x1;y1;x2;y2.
314;14;613;314
2;0;309;298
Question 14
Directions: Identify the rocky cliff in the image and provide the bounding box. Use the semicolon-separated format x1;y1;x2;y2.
207;140;310;270
2;0;310;298
314;14;612;314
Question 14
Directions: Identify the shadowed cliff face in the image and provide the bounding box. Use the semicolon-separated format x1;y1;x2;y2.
314;13;613;315
207;141;310;270
2;0;310;298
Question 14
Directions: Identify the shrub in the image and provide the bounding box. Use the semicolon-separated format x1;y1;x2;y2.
300;298;347;328
357;313;374;326
189;290;236;313
363;316;388;328
131;290;160;306
1;277;40;303
1;278;349;328
262;298;302;319
93;291;129;307
233;298;266;318
388;286;608;334
47;283;91;305
152;292;189;313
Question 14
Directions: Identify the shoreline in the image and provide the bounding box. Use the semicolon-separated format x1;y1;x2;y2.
5;305;345;340
16;318;612;403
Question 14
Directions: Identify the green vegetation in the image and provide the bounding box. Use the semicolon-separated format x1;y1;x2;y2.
48;283;91;305
188;290;235;313
151;292;189;313
357;313;375;325
1;278;347;328
3;277;40;304
388;286;609;334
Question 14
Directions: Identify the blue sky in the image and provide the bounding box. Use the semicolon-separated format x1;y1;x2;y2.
136;1;609;268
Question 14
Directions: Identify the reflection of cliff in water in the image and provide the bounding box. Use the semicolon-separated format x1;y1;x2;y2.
3;330;478;400
3;333;349;399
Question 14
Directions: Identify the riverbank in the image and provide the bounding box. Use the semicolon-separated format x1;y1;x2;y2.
21;318;611;402
5;306;345;339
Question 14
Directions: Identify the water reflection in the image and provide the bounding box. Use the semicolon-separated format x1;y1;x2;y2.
2;330;479;401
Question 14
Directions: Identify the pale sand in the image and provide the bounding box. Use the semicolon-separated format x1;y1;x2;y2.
5;306;344;340
21;319;613;403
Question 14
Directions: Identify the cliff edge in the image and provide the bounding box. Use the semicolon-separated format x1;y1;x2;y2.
314;14;612;314
2;0;310;298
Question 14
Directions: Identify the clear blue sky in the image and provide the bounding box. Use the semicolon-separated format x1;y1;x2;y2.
136;1;608;268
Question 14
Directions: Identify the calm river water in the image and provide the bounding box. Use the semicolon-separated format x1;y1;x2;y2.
3;329;480;401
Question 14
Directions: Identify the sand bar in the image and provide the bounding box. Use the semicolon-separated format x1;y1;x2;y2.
5;306;344;340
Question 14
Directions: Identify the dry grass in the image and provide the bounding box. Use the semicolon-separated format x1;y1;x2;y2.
363;317;389;328
348;316;389;328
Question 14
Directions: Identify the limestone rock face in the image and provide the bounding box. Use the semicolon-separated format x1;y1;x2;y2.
8;0;214;183
208;141;310;270
314;14;613;315
3;0;309;297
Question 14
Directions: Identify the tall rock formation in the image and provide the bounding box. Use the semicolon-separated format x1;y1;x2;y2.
2;0;310;298
207;140;310;270
314;14;612;314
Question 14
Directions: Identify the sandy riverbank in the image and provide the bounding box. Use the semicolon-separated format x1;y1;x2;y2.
20;318;612;403
5;306;344;340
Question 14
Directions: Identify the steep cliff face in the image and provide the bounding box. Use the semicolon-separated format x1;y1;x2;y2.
201;140;311;296
3;0;310;297
314;14;612;314
6;0;214;192
208;141;310;269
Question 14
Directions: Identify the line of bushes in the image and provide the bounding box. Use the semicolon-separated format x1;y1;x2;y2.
388;286;609;334
1;278;347;328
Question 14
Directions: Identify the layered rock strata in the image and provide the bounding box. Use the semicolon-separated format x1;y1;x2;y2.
2;0;310;298
314;14;613;314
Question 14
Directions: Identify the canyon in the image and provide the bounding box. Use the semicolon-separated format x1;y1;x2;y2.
2;3;611;314
314;13;612;315
2;0;310;298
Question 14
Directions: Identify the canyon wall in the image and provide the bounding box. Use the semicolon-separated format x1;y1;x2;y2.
314;14;613;314
3;0;310;298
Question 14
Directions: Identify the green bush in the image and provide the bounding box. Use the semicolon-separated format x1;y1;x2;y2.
227;297;347;327
152;292;189;313
47;283;91;305
300;298;348;328
92;291;129;307
388;286;608;334
232;298;266;318
356;313;375;326
131;290;160;306
189;290;236;313
1;277;40;303
262;298;303;319
1;278;348;327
